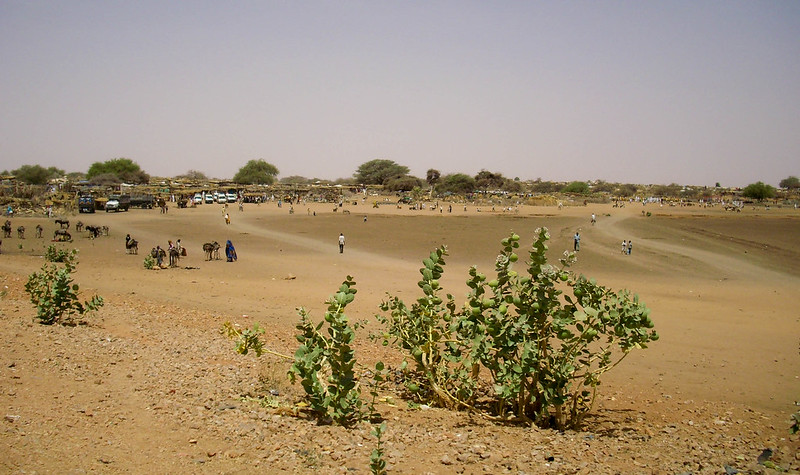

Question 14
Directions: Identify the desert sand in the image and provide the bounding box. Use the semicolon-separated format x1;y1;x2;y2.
1;198;799;473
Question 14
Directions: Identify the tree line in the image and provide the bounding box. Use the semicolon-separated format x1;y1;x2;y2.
3;158;799;201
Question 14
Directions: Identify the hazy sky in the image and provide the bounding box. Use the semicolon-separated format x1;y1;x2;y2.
2;1;798;187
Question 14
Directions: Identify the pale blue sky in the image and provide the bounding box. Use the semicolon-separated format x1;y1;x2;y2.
1;1;798;187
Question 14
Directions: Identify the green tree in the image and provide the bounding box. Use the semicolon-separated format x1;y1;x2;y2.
385;175;424;192
89;173;122;185
280;175;312;184
741;181;776;201
615;183;638;197
779;176;800;190
500;179;523;193
353;159;409;185
12;165;65;185
650;183;682;198
175;169;208;181
232;159;279;184
426;169;441;188
86;158;149;184
474;170;505;190
436;173;476;195
562;181;589;194
530;180;560;194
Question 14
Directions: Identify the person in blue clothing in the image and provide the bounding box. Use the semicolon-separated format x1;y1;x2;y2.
225;240;237;262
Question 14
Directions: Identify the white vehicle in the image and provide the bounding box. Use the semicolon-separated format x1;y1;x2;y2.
193;193;203;205
217;194;227;204
227;192;237;202
204;194;213;204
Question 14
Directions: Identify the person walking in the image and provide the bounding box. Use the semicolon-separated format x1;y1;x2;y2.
622;240;627;254
225;240;237;262
591;213;596;225
627;240;633;255
338;233;345;253
573;232;580;251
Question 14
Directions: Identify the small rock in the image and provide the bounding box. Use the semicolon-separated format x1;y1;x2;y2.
441;455;453;465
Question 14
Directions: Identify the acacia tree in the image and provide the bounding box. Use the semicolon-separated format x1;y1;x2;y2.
474;170;505;191
11;165;65;184
354;159;409;185
426;169;441;195
741;181;776;201
779;176;800;190
436;173;476;195
562;181;589;194
87;158;149;184
232;159;279;184
385;175;424;192
175;170;208;181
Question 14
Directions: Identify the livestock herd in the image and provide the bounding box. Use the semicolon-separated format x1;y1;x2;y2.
2;217;226;272
0;217;110;254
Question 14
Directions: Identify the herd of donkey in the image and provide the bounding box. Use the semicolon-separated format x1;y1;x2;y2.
0;217;222;268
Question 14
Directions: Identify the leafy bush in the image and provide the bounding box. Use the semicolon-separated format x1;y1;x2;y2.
44;244;70;263
143;254;155;269
25;249;104;325
378;229;658;429
289;276;376;426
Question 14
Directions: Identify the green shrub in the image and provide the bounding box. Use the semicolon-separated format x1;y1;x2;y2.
44;244;70;263
143;254;155;269
25;249;104;325
289;276;373;426
378;229;658;429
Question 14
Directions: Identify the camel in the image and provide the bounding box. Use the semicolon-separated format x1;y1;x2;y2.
203;241;220;261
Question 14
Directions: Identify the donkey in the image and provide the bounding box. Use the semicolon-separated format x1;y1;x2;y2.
168;247;180;267
203;241;220;261
16;226;24;239
55;219;69;229
2;220;10;238
53;230;71;242
125;235;138;254
35;225;43;238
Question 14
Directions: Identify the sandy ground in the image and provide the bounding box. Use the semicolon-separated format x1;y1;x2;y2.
1;198;799;474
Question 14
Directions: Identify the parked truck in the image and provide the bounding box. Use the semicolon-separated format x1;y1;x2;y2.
105;194;131;212
78;194;96;213
130;194;155;209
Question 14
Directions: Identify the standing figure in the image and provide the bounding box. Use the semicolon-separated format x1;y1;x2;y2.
338;233;345;253
622;240;627;255
225;240;237;262
225;213;230;225
627;240;633;255
591;213;596;225
573;232;580;251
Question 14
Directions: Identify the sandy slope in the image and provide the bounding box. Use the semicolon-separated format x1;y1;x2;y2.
1;199;799;473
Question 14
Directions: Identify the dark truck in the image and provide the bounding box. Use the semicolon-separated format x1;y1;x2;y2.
78;194;96;213
130;194;155;209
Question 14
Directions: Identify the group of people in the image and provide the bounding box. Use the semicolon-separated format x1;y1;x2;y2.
621;239;633;255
